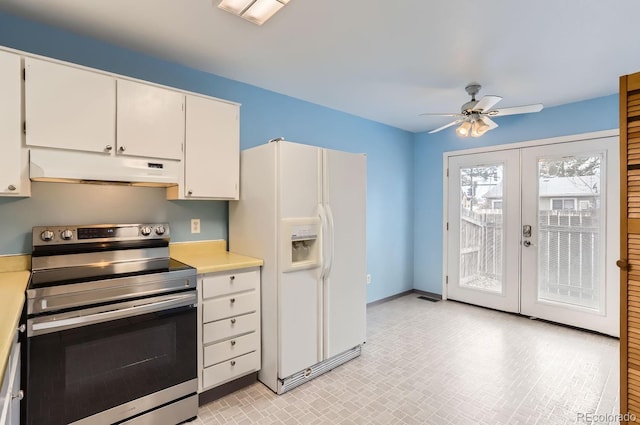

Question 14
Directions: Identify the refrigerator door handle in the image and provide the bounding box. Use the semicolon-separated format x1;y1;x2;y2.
318;203;330;281
325;203;335;278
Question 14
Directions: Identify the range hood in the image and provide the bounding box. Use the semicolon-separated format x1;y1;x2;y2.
29;148;180;187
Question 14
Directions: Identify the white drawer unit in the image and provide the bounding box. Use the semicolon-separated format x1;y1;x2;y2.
203;332;258;368
197;267;261;392
202;291;258;323
202;270;258;299
203;311;259;345
202;351;260;391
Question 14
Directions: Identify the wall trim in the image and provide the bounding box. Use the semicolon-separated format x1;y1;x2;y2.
367;289;442;307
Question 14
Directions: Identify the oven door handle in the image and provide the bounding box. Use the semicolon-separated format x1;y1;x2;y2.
29;292;196;336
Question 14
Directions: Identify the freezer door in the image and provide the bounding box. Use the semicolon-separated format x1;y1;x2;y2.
323;149;367;359
277;142;323;377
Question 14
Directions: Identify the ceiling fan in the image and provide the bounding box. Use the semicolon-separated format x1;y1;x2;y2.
421;83;543;137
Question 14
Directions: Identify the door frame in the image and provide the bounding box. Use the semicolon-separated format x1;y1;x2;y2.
442;129;619;300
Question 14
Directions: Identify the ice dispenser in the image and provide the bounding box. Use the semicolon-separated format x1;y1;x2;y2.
281;218;321;272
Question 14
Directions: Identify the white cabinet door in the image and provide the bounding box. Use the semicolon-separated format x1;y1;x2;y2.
0;337;20;425
183;95;239;199
116;79;184;160
24;57;116;154
0;51;22;195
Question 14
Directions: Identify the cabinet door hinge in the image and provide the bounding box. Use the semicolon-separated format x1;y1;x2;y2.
446;276;449;285
446;168;449;177
22;68;26;80
446;222;449;231
23;121;26;135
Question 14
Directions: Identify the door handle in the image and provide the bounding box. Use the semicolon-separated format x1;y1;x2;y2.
617;259;629;270
522;225;532;238
523;240;531;247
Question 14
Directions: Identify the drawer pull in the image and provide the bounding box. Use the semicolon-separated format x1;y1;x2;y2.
11;390;24;400
230;340;236;346
230;360;236;366
230;275;235;281
230;298;236;304
230;318;236;324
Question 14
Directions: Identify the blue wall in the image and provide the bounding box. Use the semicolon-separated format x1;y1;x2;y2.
0;12;414;302
412;95;619;294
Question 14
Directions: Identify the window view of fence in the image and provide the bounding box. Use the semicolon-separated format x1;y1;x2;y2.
460;208;503;293
536;155;602;310
459;165;504;294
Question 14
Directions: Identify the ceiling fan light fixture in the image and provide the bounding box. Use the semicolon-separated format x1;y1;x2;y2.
456;121;472;137
217;0;289;25
471;118;490;138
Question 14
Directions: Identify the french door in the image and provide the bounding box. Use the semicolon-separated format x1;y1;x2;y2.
446;135;619;336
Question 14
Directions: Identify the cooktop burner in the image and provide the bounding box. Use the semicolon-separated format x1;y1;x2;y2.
29;258;193;289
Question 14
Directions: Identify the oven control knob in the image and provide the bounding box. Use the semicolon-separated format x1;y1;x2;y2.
155;225;166;236
40;230;54;242
61;229;73;240
140;226;152;236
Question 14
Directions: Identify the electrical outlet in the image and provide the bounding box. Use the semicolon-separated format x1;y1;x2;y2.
366;274;371;285
191;219;201;234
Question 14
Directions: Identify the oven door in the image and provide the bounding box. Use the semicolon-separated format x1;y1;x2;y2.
25;291;197;425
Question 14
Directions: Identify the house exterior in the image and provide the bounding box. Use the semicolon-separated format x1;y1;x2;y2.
481;175;599;211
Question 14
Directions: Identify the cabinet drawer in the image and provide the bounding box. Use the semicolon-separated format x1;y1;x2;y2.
202;270;258;299
203;291;257;323
203;332;258;368
202;351;259;389
203;312;259;344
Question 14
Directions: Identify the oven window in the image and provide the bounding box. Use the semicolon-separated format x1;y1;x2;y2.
26;306;196;425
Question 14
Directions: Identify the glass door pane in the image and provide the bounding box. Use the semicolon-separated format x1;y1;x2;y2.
459;164;504;294
536;155;603;311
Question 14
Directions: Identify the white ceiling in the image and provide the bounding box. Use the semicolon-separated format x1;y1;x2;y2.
1;0;639;133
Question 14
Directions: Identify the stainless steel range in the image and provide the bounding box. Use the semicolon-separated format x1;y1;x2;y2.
24;223;198;425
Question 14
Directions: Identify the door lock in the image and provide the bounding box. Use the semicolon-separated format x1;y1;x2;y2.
522;225;532;238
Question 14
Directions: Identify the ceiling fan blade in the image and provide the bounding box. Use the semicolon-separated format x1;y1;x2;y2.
428;119;464;134
419;112;463;117
473;95;502;113
482;116;499;130
488;103;543;117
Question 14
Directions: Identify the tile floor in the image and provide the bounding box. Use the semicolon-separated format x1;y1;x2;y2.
192;294;620;425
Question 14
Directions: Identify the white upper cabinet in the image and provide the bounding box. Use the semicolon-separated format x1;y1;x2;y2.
0;51;27;196
116;79;185;160
24;57;116;154
168;95;239;200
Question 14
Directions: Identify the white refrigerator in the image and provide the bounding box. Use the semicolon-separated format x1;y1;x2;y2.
229;140;367;394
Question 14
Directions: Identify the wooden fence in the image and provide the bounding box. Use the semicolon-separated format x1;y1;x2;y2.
459;209;503;292
460;209;600;304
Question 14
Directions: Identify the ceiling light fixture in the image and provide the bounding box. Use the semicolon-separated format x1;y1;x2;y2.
457;116;491;138
218;0;290;25
470;118;490;138
455;121;472;137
